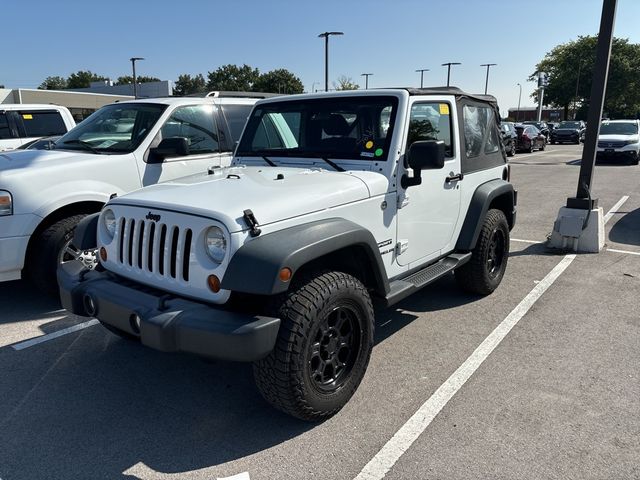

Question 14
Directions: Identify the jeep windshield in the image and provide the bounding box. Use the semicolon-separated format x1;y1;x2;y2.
56;103;167;154
236;96;398;161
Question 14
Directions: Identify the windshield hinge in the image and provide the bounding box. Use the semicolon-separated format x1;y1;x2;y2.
397;194;409;209
243;209;262;237
396;240;409;256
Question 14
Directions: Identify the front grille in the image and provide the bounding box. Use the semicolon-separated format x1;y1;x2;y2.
598;140;625;148
116;217;192;282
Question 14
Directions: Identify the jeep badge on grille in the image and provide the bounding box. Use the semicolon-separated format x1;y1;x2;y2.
145;212;161;222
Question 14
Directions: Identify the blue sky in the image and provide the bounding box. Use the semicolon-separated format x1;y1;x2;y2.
3;0;640;116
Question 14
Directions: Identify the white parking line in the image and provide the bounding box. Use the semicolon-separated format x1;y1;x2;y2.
511;238;542;244
354;254;576;480
11;319;99;351
603;195;629;224
607;248;640;256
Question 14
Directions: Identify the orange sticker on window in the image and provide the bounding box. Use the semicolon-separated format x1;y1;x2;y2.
22;114;33;120
439;104;450;115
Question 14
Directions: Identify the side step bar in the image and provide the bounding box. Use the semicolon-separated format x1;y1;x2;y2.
385;253;472;307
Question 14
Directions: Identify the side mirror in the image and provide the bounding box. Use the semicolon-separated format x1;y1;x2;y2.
402;140;445;188
148;137;189;163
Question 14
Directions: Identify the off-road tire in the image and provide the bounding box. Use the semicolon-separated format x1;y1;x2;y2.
455;209;510;295
253;271;374;421
27;214;88;295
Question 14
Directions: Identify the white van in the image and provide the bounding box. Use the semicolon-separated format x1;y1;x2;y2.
0;104;75;151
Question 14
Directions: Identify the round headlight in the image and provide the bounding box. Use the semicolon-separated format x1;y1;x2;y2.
103;209;116;239
205;226;227;263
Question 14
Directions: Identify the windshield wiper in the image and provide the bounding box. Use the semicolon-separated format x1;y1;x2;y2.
318;157;345;172
61;139;102;154
262;156;277;167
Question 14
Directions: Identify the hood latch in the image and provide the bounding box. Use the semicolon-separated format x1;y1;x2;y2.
243;209;262;237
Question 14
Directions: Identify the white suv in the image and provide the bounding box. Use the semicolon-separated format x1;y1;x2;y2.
0;104;75;151
0;92;266;292
596;119;640;165
60;88;516;420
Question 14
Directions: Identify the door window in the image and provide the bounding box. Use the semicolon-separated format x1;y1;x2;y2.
0;113;11;139
406;103;453;157
19;111;67;137
159;105;219;155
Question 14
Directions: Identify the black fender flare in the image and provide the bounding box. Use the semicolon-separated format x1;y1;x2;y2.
73;212;100;250
221;218;389;296
455;179;516;251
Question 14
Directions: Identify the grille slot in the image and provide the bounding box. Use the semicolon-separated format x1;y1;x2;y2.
113;217;193;282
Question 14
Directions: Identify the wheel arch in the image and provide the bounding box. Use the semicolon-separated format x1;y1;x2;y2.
221;218;390;298
455;179;516;252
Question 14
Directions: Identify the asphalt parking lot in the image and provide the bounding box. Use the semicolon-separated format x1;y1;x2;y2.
1;144;638;480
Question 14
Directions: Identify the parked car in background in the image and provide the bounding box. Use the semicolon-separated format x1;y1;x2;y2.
0;104;75;151
523;120;550;142
515;124;546;152
500;121;517;156
550;120;585;144
0;92;266;293
596;119;640;165
17;135;61;150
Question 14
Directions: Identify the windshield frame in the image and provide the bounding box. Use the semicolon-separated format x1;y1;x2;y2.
236;95;400;162
55;102;168;155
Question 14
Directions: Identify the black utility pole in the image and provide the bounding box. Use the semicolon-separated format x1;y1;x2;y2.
567;0;617;210
361;73;373;89
318;31;343;92
415;68;429;88
130;57;144;99
480;63;497;94
442;62;461;87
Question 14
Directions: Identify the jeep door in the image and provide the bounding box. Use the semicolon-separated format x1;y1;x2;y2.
139;104;232;185
396;99;461;266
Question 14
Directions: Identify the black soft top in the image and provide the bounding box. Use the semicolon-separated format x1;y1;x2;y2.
403;86;498;106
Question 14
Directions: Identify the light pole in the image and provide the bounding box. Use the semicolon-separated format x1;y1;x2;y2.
318;31;344;92
415;68;429;88
129;57;144;99
361;73;373;89
516;83;522;122
480;63;497;94
441;62;461;87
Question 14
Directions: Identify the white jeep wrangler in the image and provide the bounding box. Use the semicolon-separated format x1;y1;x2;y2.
59;88;516;420
0;92;265;292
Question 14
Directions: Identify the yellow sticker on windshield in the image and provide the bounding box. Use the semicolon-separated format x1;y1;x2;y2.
22;114;33;120
439;104;450;115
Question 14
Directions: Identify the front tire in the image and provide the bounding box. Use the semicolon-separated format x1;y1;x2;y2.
253;271;375;421
455;209;510;295
27;214;93;295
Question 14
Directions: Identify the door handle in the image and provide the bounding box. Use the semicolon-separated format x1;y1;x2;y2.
445;173;464;183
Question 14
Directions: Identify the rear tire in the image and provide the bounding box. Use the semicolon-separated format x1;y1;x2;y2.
506;142;515;157
455;209;510;295
253;271;374;421
27;214;90;295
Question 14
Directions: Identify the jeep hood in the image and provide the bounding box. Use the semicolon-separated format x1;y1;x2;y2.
111;165;388;232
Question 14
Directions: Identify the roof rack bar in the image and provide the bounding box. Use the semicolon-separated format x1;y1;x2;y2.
184;91;281;99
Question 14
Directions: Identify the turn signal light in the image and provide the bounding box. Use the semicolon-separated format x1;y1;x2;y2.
279;267;293;282
207;274;221;293
99;247;107;262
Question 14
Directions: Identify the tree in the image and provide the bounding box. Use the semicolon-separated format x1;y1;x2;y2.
38;76;68;90
206;64;260;91
531;35;640;119
115;75;160;85
333;75;359;91
252;68;304;94
67;70;108;88
173;73;207;96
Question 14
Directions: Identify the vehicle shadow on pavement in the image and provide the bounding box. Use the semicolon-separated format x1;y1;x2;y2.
608;207;640;247
0;333;314;479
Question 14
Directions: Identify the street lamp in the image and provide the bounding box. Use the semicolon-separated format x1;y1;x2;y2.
318;31;344;92
480;63;497;94
361;73;373;89
516;83;522;122
441;62;461;87
129;57;144;99
415;68;429;88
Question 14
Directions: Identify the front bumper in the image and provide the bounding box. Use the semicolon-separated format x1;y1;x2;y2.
596;148;639;162
58;261;281;362
0;235;30;282
551;133;579;143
